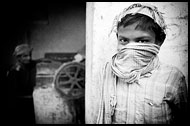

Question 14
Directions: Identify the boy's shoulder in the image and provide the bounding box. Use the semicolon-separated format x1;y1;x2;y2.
158;62;185;78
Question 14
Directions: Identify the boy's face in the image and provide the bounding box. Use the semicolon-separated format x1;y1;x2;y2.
117;23;156;51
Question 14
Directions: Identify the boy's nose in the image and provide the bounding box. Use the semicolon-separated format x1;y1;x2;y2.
129;41;136;44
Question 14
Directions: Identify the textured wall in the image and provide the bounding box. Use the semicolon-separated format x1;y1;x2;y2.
86;2;188;123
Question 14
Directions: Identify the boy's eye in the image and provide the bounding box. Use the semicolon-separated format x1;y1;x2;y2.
119;39;129;44
137;40;149;43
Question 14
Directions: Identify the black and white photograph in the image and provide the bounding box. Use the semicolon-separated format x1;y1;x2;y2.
1;2;188;124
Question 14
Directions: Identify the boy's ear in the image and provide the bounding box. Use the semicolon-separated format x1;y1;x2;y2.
116;33;118;38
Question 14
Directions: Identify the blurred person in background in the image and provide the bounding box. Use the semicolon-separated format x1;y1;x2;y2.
6;43;51;124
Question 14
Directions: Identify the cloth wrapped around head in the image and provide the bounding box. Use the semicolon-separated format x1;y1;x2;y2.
110;3;167;35
13;43;33;57
111;43;160;84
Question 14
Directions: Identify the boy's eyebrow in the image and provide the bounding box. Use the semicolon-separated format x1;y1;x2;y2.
117;36;128;39
135;36;152;40
118;35;152;40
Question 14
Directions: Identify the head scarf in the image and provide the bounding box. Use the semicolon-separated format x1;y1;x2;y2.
13;43;33;56
109;3;167;35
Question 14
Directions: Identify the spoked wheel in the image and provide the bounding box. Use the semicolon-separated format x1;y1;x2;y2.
54;62;85;100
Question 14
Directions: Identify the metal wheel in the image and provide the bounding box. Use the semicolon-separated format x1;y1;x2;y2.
54;62;85;99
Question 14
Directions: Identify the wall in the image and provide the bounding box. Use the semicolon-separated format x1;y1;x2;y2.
30;3;86;60
86;2;188;123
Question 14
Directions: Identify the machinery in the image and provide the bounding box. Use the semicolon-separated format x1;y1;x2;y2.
33;52;85;124
54;62;85;100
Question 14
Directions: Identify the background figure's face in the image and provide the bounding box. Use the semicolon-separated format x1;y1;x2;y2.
117;23;156;51
17;52;31;64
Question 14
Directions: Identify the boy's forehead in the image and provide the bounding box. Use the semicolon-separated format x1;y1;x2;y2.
118;23;155;38
118;23;138;31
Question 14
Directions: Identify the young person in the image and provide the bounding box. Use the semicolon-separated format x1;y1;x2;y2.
95;3;187;124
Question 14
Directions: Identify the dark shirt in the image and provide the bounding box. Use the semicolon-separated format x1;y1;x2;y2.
7;60;37;97
6;60;37;124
